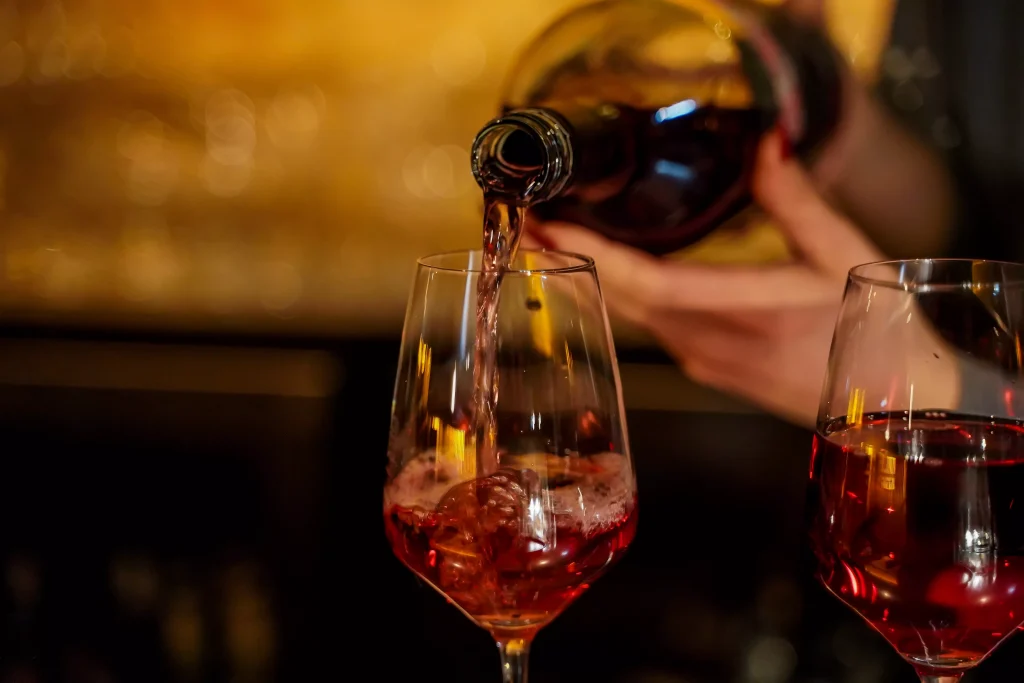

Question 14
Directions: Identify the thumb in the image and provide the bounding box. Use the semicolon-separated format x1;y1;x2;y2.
753;130;883;276
529;222;665;325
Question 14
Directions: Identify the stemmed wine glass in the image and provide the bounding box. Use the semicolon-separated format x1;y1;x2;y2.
383;249;638;682
808;259;1024;682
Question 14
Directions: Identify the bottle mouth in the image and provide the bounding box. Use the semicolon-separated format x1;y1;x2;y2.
470;109;573;202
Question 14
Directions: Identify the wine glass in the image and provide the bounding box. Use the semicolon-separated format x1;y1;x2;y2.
808;259;1024;682
383;249;638;682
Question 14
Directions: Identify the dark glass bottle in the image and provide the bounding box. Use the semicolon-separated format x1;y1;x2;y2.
470;0;846;255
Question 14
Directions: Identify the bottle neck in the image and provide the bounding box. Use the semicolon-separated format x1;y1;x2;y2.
470;109;574;203
472;103;638;205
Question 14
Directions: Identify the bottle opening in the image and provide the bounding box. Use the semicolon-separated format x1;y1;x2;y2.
471;109;573;203
496;128;546;170
472;122;548;201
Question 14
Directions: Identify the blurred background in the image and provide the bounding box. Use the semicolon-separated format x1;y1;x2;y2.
0;0;893;336
6;1;1023;682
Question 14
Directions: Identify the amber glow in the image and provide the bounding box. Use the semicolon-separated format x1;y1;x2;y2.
417;338;433;412
0;0;891;335
524;253;555;358
431;416;476;480
847;387;866;427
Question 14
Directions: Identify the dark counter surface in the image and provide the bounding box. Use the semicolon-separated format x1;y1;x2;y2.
0;332;1021;682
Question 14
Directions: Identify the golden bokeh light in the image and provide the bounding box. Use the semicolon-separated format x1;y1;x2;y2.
0;0;890;336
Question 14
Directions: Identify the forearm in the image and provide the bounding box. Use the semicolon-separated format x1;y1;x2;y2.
818;80;957;258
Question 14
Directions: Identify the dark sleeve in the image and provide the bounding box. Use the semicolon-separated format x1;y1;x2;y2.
877;0;1024;260
872;0;1009;260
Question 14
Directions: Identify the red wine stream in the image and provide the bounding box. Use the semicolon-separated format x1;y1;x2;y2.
474;192;526;474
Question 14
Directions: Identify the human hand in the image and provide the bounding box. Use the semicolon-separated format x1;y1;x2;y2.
523;130;886;428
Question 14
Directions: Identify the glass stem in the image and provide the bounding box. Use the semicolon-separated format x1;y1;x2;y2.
919;675;962;683
498;638;530;683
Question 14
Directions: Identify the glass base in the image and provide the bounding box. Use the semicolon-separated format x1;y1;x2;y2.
906;653;972;682
905;654;975;671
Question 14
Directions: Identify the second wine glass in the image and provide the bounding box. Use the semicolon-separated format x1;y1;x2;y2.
808;259;1024;682
383;249;638;682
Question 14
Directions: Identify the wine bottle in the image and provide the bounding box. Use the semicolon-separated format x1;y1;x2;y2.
470;0;845;255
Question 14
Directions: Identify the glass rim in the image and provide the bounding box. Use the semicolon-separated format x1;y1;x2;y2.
416;248;596;275
848;258;1024;291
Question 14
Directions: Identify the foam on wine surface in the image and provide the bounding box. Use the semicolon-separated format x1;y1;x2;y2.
384;451;635;535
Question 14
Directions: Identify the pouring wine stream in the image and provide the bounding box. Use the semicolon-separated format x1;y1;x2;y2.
472;116;556;475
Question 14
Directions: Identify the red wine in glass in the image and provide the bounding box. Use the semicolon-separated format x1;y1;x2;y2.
809;412;1024;675
385;453;637;633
